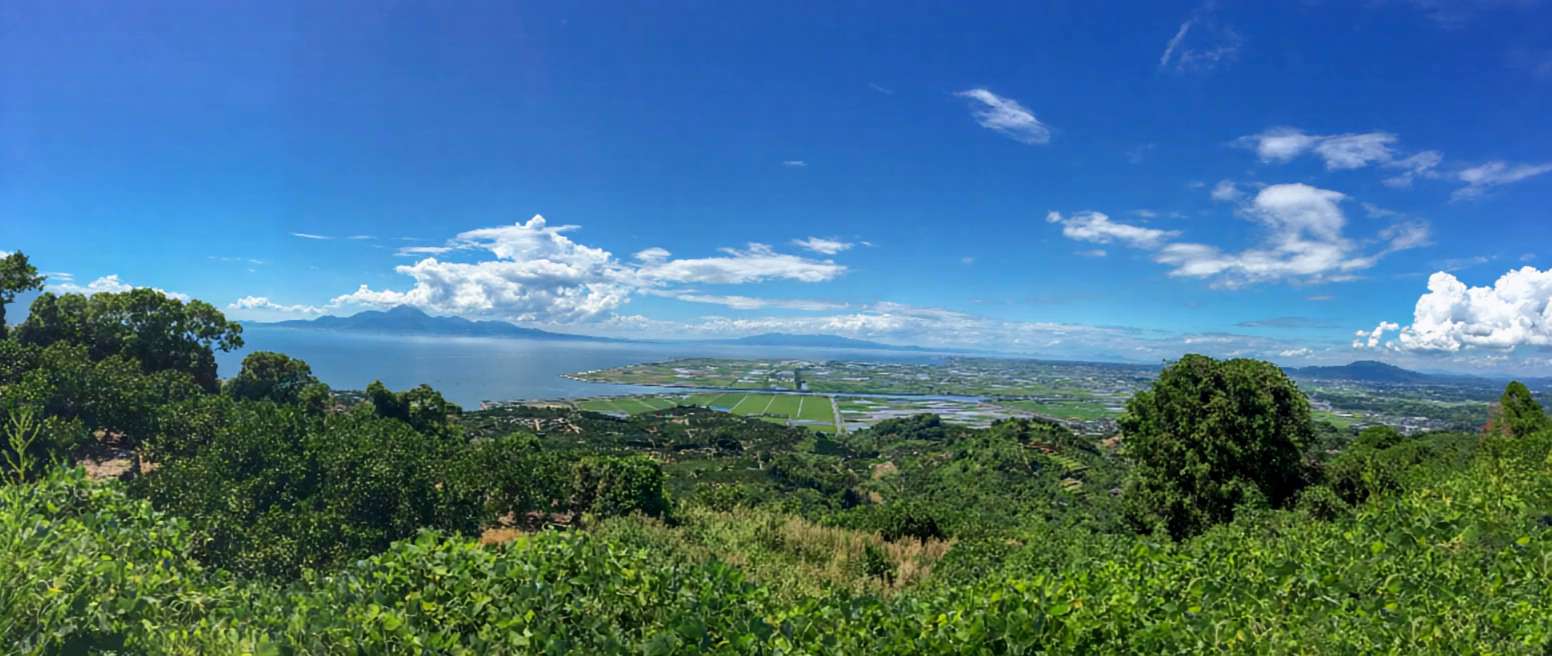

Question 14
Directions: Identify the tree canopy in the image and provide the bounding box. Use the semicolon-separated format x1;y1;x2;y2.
1120;353;1314;539
18;288;243;391
223;351;325;407
0;251;45;339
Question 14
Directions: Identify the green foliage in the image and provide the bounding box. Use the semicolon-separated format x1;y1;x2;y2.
17;289;243;391
222;351;325;407
10;432;1552;653
0;251;45;339
1352;424;1405;451
131;402;483;578
1120;354;1314;539
1293;484;1350;521
1496;380;1548;438
571;455;670;519
1324;431;1477;505
365;379;462;437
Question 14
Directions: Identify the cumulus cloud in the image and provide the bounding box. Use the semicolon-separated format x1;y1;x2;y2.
325;214;846;323
1236;127;1399;170
1452;161;1552;200
1051;183;1430;287
955;88;1051;145
1046;211;1178;249
49;274;189;301
791;237;855;255
1359;266;1552;352
1352;321;1400;349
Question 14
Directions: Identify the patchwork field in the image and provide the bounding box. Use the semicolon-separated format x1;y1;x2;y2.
572;392;839;433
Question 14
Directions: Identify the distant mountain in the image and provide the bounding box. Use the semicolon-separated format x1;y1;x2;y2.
261;306;619;342
700;333;938;351
1287;360;1432;384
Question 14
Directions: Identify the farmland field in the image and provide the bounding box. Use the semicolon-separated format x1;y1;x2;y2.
570;392;837;433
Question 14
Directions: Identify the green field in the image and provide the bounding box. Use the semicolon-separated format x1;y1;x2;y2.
995;399;1116;420
574;395;679;415
574;392;837;433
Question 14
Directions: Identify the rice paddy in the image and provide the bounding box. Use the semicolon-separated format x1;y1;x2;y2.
574;392;840;433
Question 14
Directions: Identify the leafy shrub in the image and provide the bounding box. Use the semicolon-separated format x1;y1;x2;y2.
1294;484;1350;520
131;402;483;578
571;454;669;519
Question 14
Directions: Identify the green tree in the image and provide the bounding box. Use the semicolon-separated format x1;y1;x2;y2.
1494;381;1548;438
365;380;462;437
1120;354;1314;539
223;351;324;406
0;251;46;339
18;288;243;391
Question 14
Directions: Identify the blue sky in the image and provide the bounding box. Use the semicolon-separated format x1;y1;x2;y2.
3;1;1551;373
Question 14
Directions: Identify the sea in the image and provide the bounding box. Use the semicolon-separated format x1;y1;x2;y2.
215;326;948;409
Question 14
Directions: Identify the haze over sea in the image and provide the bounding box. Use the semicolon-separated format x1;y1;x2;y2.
217;326;943;408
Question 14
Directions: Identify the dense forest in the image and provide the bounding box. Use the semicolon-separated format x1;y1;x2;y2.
3;250;1551;653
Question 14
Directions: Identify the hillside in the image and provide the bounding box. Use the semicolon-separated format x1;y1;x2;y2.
699;332;934;351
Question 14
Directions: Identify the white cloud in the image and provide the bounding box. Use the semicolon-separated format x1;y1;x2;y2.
290;232;332;240
396;245;456;257
346;235;375;240
638;242;844;285
653;291;847;312
1352;321;1400;349
49;274;188;301
633;247;671;263
1452;161;1552;200
1052;183;1429;287
1279;347;1313;358
328;214;846;323
1236;127;1398;170
1210;179;1243;202
1362;266;1552;352
1076;249;1108;258
1382;150;1444;188
1047;210;1178;249
228;296;325;315
955;88;1051;145
791;237;854;255
781;160;808;168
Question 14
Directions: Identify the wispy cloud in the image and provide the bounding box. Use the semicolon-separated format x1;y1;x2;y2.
1158;5;1243;73
781;160;808;168
955;88;1051;145
650;290;848;312
867;82;895;95
1452;161;1552;200
346;235;376;241
791;237;854;255
289;232;332;240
